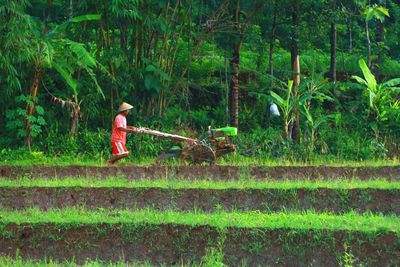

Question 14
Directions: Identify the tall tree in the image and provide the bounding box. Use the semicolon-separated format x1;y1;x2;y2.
0;0;32;106
269;0;279;81
361;2;390;68
291;0;301;143
230;0;241;128
330;0;337;84
373;0;387;81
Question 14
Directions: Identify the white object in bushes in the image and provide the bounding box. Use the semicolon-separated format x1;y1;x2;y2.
269;103;280;117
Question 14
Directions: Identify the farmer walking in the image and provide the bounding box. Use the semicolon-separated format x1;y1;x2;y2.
108;102;142;164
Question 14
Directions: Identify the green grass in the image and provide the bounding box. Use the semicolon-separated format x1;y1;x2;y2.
0;154;155;167
1;150;398;167
218;154;400;167
1;177;399;190
1;208;399;233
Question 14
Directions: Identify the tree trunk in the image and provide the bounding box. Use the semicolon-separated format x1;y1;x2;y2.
373;20;384;81
225;58;229;126
70;103;80;135
230;0;241;128
348;22;353;52
366;19;371;68
329;0;337;84
24;67;42;149
120;22;127;51
269;0;278;82
291;0;300;143
69;0;73;19
230;44;240;128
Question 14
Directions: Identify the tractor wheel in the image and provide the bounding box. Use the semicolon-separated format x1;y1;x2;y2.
180;143;216;165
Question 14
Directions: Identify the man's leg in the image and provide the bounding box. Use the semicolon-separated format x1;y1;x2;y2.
108;142;129;164
108;153;128;164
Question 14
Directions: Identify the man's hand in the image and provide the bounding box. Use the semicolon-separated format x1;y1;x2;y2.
128;126;143;134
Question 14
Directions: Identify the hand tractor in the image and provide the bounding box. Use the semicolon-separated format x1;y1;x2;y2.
135;126;237;164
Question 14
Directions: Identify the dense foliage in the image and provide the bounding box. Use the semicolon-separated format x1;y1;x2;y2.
1;0;399;162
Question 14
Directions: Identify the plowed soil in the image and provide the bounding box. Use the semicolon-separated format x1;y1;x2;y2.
0;223;398;266
1;165;399;180
1;187;399;214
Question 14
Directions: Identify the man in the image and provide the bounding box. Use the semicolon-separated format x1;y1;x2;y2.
108;102;142;164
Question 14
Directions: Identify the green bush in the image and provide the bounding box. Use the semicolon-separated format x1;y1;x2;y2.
380;57;400;79
41;129;110;158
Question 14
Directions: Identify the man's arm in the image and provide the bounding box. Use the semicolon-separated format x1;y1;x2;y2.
119;126;143;133
117;127;131;133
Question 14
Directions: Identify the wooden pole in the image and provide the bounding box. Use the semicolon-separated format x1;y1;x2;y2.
138;128;197;144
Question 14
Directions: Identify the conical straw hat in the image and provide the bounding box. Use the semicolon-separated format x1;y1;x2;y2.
117;102;133;113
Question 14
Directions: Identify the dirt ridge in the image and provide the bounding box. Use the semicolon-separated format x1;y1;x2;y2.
0;222;398;266
1;165;399;180
1;187;399;214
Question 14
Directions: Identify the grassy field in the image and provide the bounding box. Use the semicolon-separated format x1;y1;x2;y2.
1;208;399;232
1;151;399;167
1;177;399;189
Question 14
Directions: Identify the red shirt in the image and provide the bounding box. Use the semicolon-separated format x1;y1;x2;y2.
111;114;127;144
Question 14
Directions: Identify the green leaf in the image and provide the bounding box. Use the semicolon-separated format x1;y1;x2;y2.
48;14;100;37
144;74;161;92
17;129;27;138
155;69;171;81
27;115;37;123
5;110;16;119
145;65;157;72
15;120;24;128
382;78;400;88
36;117;46;126
302;106;313;125
298;93;312;106
270;91;285;107
287;80;294;94
374;11;385;22
62;39;96;67
85;67;105;99
314;114;334;129
358;59;376;90
376;6;390;17
70;14;101;23
17;108;27;116
314;117;326;129
30;125;42;137
366;8;375;21
35;106;44;115
351;75;368;87
53;62;78;95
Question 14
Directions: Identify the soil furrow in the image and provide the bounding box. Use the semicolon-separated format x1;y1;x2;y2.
1;165;400;180
1;187;399;214
0;222;398;266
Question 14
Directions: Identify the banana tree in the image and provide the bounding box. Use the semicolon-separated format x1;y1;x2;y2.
269;80;297;139
24;14;103;147
301;107;335;153
352;59;400;137
299;72;334;111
